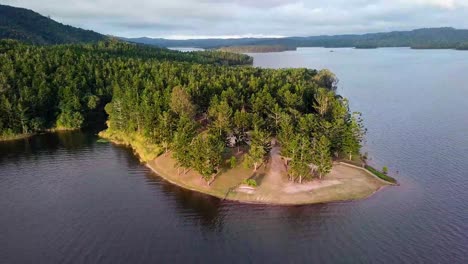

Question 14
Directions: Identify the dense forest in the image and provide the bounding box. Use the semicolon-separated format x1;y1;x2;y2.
0;40;251;135
0;39;363;182
0;4;106;44
127;27;468;50
103;54;364;182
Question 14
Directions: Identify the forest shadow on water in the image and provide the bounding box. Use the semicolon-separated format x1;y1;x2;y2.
1;129;466;263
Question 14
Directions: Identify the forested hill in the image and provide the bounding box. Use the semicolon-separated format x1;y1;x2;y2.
0;4;106;44
125;27;468;50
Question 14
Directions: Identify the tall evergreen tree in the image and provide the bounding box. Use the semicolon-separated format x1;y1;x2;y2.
172;115;198;174
312;135;332;179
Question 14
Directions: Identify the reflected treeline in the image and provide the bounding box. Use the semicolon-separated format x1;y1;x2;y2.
0;130;100;164
161;176;225;230
111;141;226;231
146;170;225;231
143;163;335;234
0;130;338;236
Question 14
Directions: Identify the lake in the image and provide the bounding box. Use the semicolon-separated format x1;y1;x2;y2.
1;48;467;263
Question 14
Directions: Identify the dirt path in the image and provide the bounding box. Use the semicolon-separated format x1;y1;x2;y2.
105;130;391;205
261;145;286;190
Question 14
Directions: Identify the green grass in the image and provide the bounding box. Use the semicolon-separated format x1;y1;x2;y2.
243;178;258;187
96;138;109;143
365;165;397;184
98;129;163;161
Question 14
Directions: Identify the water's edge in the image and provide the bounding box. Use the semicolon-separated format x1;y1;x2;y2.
100;131;392;206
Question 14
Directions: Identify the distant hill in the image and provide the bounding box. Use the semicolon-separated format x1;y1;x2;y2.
0;4;106;44
217;45;296;53
125;28;468;50
119;36;269;49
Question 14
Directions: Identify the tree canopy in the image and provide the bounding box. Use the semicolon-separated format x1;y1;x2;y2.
0;39;365;182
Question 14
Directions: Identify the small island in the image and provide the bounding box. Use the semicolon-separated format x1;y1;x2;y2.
217;45;297;53
0;39;396;205
99;65;397;205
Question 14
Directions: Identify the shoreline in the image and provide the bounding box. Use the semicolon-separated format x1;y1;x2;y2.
0;133;34;142
100;130;395;206
145;160;392;206
0;127;82;142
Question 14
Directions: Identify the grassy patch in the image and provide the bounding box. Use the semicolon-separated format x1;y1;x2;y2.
99;129;162;161
365;165;397;184
243;178;257;187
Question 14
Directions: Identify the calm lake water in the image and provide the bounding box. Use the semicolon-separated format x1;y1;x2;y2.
1;48;468;263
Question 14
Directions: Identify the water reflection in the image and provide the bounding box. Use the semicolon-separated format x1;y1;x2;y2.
3;45;468;264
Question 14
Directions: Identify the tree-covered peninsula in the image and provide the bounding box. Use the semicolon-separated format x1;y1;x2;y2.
0;39;393;204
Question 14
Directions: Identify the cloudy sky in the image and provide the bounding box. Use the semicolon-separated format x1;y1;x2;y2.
4;0;468;39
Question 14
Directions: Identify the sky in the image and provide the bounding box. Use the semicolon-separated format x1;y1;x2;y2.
3;0;468;39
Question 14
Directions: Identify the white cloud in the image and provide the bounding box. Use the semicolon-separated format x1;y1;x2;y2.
2;0;468;38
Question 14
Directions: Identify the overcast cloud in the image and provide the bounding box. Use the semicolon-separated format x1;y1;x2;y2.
3;0;468;39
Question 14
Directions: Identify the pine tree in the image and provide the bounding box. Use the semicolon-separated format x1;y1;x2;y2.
191;133;225;183
246;128;271;171
172;115;198;174
312;135;332;179
233;109;250;153
288;134;313;183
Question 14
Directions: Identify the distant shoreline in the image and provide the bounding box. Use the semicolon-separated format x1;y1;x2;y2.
217;45;296;53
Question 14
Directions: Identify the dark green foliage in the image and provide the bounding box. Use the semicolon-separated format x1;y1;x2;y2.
0;40;250;137
0;37;365;183
172;115;198;173
232;109;250;152
191;133;225;181
0;4;106;44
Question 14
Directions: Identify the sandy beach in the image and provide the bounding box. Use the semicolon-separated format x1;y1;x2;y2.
145;145;392;205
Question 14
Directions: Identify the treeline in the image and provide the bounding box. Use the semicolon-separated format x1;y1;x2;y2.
0;40;251;137
104;61;364;183
128;27;468;50
0;39;363;182
217;45;296;53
